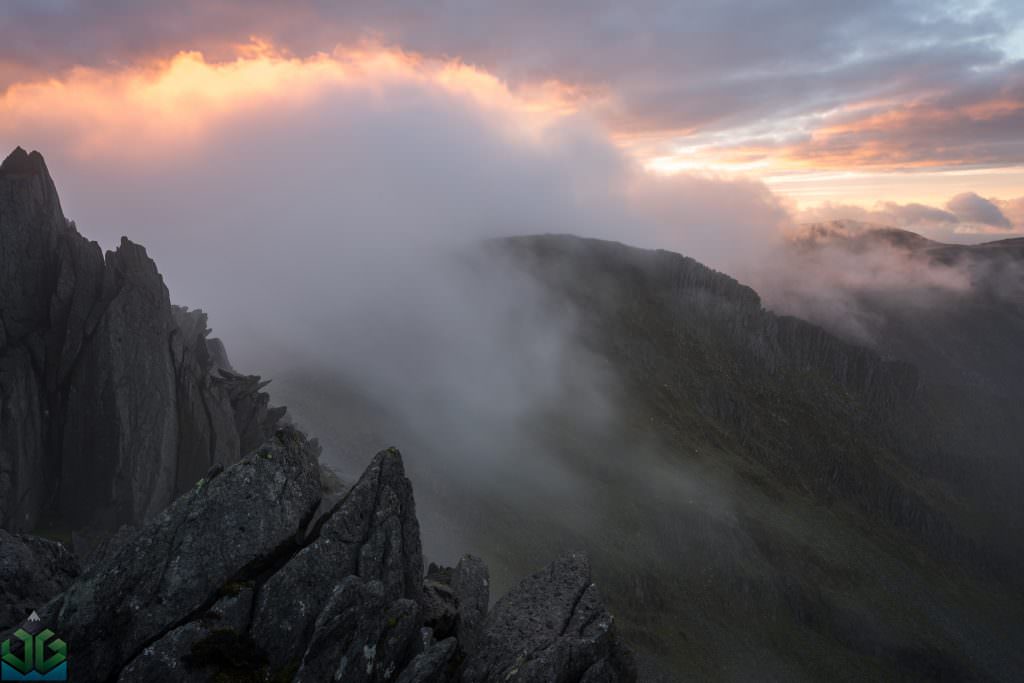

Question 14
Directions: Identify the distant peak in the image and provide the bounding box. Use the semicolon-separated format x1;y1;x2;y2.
795;221;942;250
1;147;64;218
1;146;30;170
1;146;51;178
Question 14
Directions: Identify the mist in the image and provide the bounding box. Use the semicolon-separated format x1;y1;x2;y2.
0;55;782;574
747;231;971;345
743;222;1024;351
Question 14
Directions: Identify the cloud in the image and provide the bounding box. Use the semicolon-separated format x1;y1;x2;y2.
2;1;1023;173
0;41;794;569
0;46;790;273
883;202;958;226
947;191;1014;228
791;71;1024;170
796;193;1023;241
746;211;1024;354
995;196;1024;227
0;43;788;478
750;240;974;345
660;61;1024;172
798;201;956;228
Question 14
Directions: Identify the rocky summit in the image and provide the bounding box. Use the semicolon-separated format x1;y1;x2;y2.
0;148;636;682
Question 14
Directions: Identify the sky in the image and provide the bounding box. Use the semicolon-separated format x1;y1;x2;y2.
1;0;1022;243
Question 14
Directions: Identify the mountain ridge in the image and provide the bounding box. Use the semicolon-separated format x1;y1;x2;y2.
797;218;1024;250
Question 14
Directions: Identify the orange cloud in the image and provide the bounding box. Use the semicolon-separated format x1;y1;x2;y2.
0;41;582;162
3;36;1021;216
652;92;1024;175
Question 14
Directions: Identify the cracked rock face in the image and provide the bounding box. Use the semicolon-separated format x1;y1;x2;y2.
117;585;256;682
421;553;490;660
452;555;490;657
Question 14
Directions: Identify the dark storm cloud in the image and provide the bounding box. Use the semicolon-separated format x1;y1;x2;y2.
2;1;1022;159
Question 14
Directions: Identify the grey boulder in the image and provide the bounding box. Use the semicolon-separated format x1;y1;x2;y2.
461;551;636;683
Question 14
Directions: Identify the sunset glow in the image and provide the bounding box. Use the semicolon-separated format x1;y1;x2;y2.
0;44;584;162
2;2;1022;240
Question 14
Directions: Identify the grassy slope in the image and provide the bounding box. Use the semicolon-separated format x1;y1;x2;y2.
271;235;1024;681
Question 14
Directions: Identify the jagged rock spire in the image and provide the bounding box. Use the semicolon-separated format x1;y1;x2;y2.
0;146;62;216
0;148;285;535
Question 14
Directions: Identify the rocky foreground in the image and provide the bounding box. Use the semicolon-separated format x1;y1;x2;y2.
2;426;635;682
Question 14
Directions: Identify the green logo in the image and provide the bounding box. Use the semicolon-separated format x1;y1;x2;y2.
1;614;67;682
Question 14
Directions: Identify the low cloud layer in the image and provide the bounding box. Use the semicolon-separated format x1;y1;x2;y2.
749;237;974;345
797;192;1024;242
748;212;1024;349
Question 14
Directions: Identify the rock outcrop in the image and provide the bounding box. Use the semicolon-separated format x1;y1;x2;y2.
0;148;282;538
3;434;634;682
461;552;634;683
0;529;79;631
